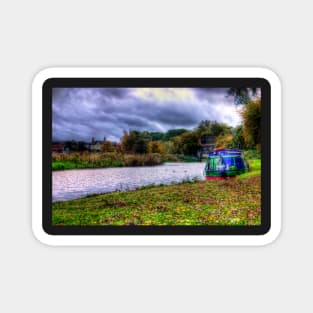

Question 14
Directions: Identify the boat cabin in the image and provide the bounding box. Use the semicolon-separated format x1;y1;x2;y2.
204;148;248;180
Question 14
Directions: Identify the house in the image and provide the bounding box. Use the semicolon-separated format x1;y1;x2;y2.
52;143;64;153
53;137;107;153
90;141;103;152
89;137;106;152
198;135;216;158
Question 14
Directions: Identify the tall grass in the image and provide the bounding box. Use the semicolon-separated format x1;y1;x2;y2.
52;152;164;170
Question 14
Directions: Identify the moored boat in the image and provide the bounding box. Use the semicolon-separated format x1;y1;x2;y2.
203;148;248;180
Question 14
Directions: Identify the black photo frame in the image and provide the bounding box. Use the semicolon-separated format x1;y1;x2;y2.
42;77;271;236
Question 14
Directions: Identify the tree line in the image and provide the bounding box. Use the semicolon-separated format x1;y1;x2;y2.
100;97;261;156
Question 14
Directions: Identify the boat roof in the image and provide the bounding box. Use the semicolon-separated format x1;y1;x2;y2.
209;148;243;157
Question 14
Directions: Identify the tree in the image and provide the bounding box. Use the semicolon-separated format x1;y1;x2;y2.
120;130;149;154
163;141;175;154
227;88;259;105
174;132;201;156
149;132;164;141
231;125;246;149
101;141;115;152
210;121;230;137
196;120;230;137
196;120;212;134
241;98;261;151
148;141;165;154
215;133;234;148
135;131;150;154
133;137;149;154
121;131;136;153
163;129;188;141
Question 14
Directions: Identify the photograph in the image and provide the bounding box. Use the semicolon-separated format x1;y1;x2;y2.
51;86;261;226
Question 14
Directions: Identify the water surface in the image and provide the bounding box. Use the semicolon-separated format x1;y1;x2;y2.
52;162;205;202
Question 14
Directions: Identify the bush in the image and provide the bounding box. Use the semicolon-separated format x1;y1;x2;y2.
123;154;162;166
176;155;199;162
162;154;179;162
243;150;261;160
143;153;163;166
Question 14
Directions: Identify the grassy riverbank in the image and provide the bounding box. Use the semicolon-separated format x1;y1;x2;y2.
52;152;165;170
52;160;261;226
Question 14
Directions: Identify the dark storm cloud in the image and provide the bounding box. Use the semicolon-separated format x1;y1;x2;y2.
52;87;242;142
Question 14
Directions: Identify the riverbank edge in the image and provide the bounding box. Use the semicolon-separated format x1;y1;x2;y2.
52;158;203;171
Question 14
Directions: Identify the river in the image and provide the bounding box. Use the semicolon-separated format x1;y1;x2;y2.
52;162;205;202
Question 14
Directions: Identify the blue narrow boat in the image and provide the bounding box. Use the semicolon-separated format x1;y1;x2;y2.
203;148;249;180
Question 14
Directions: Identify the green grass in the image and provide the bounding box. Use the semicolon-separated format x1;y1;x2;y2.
52;171;261;226
52;159;124;171
176;155;200;162
237;159;261;180
248;159;261;171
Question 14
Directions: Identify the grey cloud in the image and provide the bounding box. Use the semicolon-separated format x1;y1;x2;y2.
52;87;242;142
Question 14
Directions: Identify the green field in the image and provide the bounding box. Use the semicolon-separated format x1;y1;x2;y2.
52;160;261;226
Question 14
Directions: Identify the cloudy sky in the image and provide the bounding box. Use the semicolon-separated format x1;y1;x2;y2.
52;87;243;142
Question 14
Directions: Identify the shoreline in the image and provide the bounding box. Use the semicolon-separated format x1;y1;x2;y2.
52;175;204;203
52;159;203;171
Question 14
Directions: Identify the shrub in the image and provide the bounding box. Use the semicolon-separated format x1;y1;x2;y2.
243;150;261;160
123;153;162;166
162;154;179;162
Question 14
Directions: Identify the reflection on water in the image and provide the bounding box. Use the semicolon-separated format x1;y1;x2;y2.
52;162;205;202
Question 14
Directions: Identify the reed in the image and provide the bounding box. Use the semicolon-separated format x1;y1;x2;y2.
52;152;164;170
